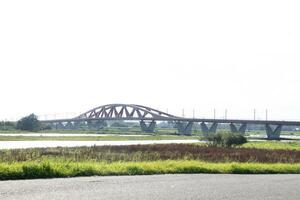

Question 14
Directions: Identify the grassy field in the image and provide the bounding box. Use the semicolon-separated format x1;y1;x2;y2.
0;135;199;141
0;143;300;180
1;140;300;180
242;141;300;151
1;160;300;180
248;130;300;136
1;144;299;163
0;128;181;135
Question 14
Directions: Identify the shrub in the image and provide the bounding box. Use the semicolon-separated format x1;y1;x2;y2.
110;122;128;127
40;124;52;130
206;132;247;147
16;114;41;132
0;121;16;130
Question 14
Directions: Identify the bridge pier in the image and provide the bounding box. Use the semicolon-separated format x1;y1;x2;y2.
200;122;218;134
229;123;247;134
265;124;282;140
175;121;193;135
73;121;82;130
50;122;57;130
140;120;156;133
56;122;66;130
64;121;75;130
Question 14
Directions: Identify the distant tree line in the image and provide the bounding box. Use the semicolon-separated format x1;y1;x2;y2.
0;121;16;130
1;114;300;132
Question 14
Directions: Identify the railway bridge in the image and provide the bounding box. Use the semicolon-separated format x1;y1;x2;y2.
41;104;300;139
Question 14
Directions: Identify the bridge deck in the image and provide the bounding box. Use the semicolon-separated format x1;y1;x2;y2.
41;117;300;126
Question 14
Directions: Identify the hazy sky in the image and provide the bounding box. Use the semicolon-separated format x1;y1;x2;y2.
1;0;300;121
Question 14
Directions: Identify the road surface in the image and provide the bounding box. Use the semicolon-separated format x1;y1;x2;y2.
0;174;299;200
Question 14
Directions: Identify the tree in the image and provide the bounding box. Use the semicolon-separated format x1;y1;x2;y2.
0;121;16;130
110;121;128;128
205;132;247;147
17;114;41;131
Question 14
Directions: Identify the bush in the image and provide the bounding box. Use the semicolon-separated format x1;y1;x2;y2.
40;124;52;130
16;114;41;132
110;122;128;128
206;132;247;147
0;121;16;130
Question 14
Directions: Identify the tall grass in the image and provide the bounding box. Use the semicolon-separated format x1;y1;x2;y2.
1;160;300;180
1;144;300;163
242;141;300;151
1;143;300;180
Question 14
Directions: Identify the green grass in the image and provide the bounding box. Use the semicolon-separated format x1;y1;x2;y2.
0;130;31;133
242;141;300;151
1;160;300;180
0;128;180;135
1;142;300;180
0;135;199;141
249;130;300;136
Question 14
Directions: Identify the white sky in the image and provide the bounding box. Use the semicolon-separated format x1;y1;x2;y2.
0;0;300;121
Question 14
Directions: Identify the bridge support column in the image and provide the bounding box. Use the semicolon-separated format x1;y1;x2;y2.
50;122;57;130
266;124;282;140
56;122;66;130
175;121;193;135
200;122;218;134
65;122;75;130
140;120;156;133
73;121;82;130
229;123;247;134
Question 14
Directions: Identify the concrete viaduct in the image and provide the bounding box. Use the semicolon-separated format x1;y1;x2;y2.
41;104;300;140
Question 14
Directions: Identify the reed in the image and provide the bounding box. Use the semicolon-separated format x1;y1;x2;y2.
1;144;300;163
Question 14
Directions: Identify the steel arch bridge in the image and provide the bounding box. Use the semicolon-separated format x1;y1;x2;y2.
41;103;300;139
76;104;179;120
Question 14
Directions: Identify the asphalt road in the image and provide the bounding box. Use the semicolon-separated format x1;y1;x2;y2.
0;174;299;200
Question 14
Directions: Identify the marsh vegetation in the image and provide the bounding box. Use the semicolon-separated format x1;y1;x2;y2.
1;142;300;180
